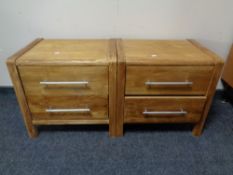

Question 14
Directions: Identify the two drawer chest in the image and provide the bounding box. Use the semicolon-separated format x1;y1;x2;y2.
7;39;118;138
7;39;223;138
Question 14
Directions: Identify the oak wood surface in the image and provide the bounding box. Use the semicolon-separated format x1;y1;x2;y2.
126;66;214;95
108;39;118;137
19;66;108;97
124;96;206;123
16;39;110;66
32;119;109;125
222;44;233;87
28;95;108;120
122;40;216;66
6;38;43;138
192;62;224;136
115;39;125;136
188;40;224;136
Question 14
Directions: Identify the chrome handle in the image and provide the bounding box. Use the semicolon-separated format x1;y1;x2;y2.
46;108;90;113
143;109;187;116
145;81;193;86
40;81;89;85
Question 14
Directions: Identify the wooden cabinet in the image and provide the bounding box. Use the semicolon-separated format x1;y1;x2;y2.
7;39;117;138
7;38;223;138
116;39;224;137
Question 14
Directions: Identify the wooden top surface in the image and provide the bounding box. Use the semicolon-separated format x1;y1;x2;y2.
122;40;217;66
16;39;111;65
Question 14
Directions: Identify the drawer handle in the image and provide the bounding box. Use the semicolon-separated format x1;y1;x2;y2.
40;81;89;85
145;81;193;86
143;109;187;116
46;108;91;113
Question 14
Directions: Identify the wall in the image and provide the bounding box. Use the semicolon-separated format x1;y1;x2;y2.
1;0;233;88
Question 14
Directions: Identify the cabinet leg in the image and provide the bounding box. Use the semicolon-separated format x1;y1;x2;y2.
109;123;124;137
27;125;39;138
115;124;124;137
192;123;204;136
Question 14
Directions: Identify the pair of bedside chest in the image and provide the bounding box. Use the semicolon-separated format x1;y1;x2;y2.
7;39;224;138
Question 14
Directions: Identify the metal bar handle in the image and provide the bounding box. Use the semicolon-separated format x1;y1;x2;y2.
46;108;90;113
143;109;187;116
145;81;193;86
40;81;89;85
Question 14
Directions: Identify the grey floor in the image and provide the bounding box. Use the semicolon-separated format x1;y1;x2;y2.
1;88;233;175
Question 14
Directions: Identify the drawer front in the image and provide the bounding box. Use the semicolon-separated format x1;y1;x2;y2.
126;66;214;95
19;66;108;96
28;96;108;120
124;96;206;123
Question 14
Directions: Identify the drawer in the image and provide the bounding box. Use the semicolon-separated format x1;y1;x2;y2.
124;96;206;123
28;96;108;120
126;66;214;95
18;66;108;96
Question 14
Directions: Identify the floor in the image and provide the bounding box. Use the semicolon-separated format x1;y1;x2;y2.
1;88;233;175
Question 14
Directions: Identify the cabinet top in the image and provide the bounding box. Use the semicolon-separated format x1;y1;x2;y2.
121;40;222;66
16;39;113;65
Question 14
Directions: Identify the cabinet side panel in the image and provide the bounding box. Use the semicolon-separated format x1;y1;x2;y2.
6;38;43;138
188;39;224;136
108;39;118;136
115;39;126;136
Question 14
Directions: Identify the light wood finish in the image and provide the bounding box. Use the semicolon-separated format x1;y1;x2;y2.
33;119;109;125
6;38;43;138
108;39;118;137
222;44;233;87
115;39;125;136
7;39;118;138
28;96;108;120
120;39;224;136
189;40;224;136
126;66;214;95
16;39;110;66
124;96;206;123
123;40;216;66
7;38;224;138
18;66;108;96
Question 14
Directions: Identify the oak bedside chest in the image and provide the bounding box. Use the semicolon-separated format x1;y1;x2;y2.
115;39;224;136
7;38;223;138
7;39;117;138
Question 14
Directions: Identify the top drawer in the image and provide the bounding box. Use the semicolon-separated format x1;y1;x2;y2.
126;66;214;95
19;66;108;96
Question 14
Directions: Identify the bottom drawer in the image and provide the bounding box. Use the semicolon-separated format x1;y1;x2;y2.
27;96;108;121
124;96;206;123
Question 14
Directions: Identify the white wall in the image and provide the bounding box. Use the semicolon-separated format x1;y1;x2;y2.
1;0;233;88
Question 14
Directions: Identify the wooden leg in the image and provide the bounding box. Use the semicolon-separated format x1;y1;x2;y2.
6;38;43;139
192;123;204;136
28;125;39;138
115;39;125;137
188;40;224;136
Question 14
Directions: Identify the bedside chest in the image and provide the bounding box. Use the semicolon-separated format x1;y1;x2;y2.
7;39;117;138
7;38;223;138
115;39;224;136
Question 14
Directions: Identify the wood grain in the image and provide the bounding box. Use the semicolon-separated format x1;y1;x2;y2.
189;39;224;136
124;96;206;123
115;39;126;136
123;40;216;66
28;95;108;120
192;63;224;136
18;66;108;97
6;38;43;138
33;119;109;125
108;39;118;137
126;66;214;95
16;39;110;66
222;44;233;87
